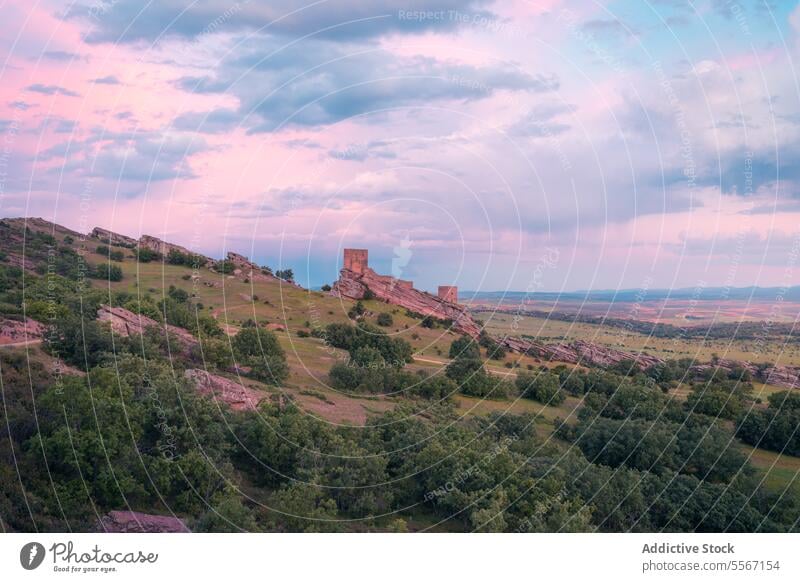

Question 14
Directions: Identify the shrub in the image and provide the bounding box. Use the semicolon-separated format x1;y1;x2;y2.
136;247;161;263
231;327;289;385
376;312;393;327
93;262;123;282
348;300;366;319
449;335;481;360
515;372;566;405
275;268;294;281
215;259;236;274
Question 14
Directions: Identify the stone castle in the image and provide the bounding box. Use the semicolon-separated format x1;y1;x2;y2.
332;248;478;336
342;249;457;301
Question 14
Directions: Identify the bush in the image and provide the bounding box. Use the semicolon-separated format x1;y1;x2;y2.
275;269;294;281
215;259;236;274
407;374;457;400
109;250;125;262
136;247;161;263
321;284;332;292
92;262;123;282
376;312;393;327
737;391;800;456
449;335;481;360
348;300;366;320
168;284;190;303
231;327;289;385
515;372;566;405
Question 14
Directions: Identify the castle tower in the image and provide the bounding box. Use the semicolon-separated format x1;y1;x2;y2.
343;249;368;274
438;285;458;303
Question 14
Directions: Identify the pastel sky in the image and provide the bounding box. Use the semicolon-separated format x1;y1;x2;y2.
1;0;799;292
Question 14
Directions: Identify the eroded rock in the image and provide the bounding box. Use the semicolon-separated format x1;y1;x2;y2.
332;267;481;337
0;317;46;345
98;510;190;533
97;305;197;348
184;369;265;411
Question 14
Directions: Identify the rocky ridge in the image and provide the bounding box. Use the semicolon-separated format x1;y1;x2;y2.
332;267;481;337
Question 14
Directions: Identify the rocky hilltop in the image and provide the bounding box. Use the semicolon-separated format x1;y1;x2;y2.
331;248;480;337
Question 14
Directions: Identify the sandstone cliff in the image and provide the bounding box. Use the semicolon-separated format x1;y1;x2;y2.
332;267;481;337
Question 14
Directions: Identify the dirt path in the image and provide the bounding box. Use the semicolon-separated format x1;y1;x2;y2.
413;355;520;378
0;339;43;348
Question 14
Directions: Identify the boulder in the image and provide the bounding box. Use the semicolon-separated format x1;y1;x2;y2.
184;369;265;411
97;305;197;348
91;227;137;247
98;510;190;533
0;317;46;345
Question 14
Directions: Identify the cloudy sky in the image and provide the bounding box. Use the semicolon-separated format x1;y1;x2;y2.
1;0;799;293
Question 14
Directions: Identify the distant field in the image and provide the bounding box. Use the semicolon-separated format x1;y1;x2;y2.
480;312;800;367
468;298;800;325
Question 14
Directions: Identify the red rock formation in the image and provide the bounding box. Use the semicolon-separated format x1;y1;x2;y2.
500;335;800;388
184;369;265;411
98;511;190;533
97;305;197;348
344;248;368;274
498;336;664;369
438;285;458;303
763;365;800;389
90;227;137;247
0;317;46;345
333;266;480;337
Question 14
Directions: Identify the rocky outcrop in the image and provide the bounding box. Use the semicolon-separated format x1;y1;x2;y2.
0;317;46;345
689;358;757;378
571;340;664;369
332;267;481;337
97;305;197;348
226;252;269;279
184;369;265;411
499;336;664;369
687;358;800;389
98;511;190;533
91;227;137;247
763;365;800;389
501;335;800;389
139;234;205;261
